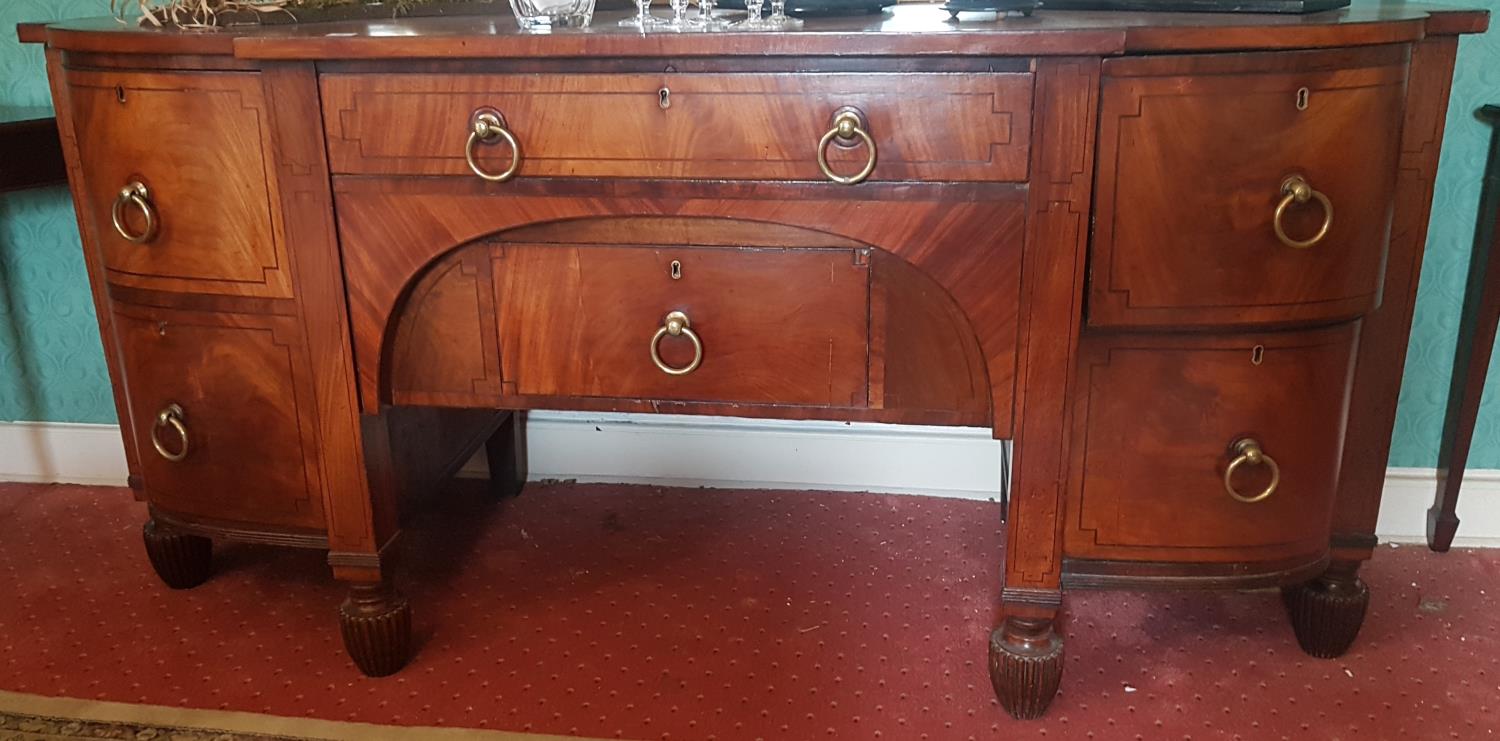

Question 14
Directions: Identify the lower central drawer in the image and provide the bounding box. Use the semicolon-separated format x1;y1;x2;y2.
494;243;871;406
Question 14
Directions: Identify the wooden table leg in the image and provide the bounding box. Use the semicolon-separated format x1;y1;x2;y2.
1429;104;1500;552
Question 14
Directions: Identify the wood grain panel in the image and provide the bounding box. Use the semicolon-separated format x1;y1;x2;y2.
333;181;1024;435
1333;37;1463;559
496;243;870;406
1090;46;1407;328
1065;324;1356;564
112;303;325;532
388;248;503;405
67;69;292;298
321;73;1031;182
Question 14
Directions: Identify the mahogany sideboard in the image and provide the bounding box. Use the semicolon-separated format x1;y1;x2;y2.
18;3;1488;719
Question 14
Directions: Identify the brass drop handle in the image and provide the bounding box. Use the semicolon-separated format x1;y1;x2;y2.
465;110;522;183
1273;175;1333;249
817;108;877;185
1223;438;1279;503
650;310;704;376
111;181;159;244
151;403;189;463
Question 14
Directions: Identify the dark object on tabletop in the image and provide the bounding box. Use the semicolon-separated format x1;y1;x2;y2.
1043;0;1348;13
1428;104;1500;553
0;107;65;193
943;0;1038;19
718;0;897;16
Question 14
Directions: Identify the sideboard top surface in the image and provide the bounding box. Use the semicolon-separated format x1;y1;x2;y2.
17;2;1488;59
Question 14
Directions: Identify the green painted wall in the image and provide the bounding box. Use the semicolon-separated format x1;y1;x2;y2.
0;1;1497;467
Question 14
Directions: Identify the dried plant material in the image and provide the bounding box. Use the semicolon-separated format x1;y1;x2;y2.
109;0;441;28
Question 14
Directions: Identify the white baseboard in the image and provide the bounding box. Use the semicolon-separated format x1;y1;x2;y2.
0;421;130;486
5;416;1499;546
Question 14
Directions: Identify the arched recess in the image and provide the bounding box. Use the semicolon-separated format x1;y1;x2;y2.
333;179;1026;435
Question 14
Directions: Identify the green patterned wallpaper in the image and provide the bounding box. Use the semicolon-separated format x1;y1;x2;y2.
0;0;117;425
0;1;1497;467
1391;4;1500;466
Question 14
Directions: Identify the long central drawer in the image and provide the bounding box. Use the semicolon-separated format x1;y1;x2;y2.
319;73;1033;182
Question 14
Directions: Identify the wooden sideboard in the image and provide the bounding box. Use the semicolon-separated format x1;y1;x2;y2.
18;3;1488;720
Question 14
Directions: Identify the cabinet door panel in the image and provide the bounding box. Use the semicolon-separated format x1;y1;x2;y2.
114;304;324;532
69;69;291;297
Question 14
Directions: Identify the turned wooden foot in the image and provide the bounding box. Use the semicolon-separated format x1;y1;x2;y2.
339;582;412;677
485;411;527;500
988;616;1064;720
1283;560;1369;659
141;519;212;589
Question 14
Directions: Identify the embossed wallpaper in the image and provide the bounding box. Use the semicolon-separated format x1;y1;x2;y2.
0;1;1497;468
0;0;116;425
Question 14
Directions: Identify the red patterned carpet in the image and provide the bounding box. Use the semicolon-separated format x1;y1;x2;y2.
0;481;1496;740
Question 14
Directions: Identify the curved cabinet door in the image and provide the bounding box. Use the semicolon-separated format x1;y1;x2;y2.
67;69;292;298
1089;46;1406;329
1064;323;1357;567
112;303;325;533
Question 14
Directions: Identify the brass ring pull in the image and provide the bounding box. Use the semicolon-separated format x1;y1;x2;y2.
650;310;703;376
1273;175;1333;249
817;109;877;185
151;403;189;463
464;111;521;183
111;181;159;244
1223;438;1279;504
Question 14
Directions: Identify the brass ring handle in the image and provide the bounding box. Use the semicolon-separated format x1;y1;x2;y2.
650;310;703;376
111;181;159;244
465;111;521;183
817;110;877;185
1273;175;1333;249
151;403;189;463
1223;438;1279;504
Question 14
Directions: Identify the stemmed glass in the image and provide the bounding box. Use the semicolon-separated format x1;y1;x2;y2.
665;0;694;29
732;0;767;27
764;0;803;29
693;0;731;29
619;0;663;27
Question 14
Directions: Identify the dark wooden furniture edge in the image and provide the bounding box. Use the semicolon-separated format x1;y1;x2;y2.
14;5;1489;58
0;111;66;193
1428;103;1500;552
1062;552;1330;590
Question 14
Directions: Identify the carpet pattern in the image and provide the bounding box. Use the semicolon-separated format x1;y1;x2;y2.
0;689;584;740
0;481;1496;740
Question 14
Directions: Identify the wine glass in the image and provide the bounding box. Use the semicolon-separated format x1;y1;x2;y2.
619;0;663;28
764;0;802;29
665;0;694;29
733;0;767;27
693;0;731;29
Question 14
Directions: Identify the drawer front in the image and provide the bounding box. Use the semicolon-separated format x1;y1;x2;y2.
113;303;324;531
496;244;870;406
68;70;291;297
1065;324;1356;563
1090;47;1407;328
320;73;1032;182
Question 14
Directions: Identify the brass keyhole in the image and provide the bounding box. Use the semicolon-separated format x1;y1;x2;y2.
670;260;682;280
659;87;671;110
1295;87;1310;111
115;85;127;104
1251;345;1265;366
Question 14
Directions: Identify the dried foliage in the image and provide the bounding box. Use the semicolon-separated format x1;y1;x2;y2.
109;0;434;28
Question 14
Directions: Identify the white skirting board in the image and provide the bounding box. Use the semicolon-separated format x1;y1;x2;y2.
4;414;1499;546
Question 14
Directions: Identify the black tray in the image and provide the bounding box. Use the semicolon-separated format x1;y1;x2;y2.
1040;0;1349;12
717;0;897;16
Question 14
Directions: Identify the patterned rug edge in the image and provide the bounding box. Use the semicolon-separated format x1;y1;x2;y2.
0;689;608;741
